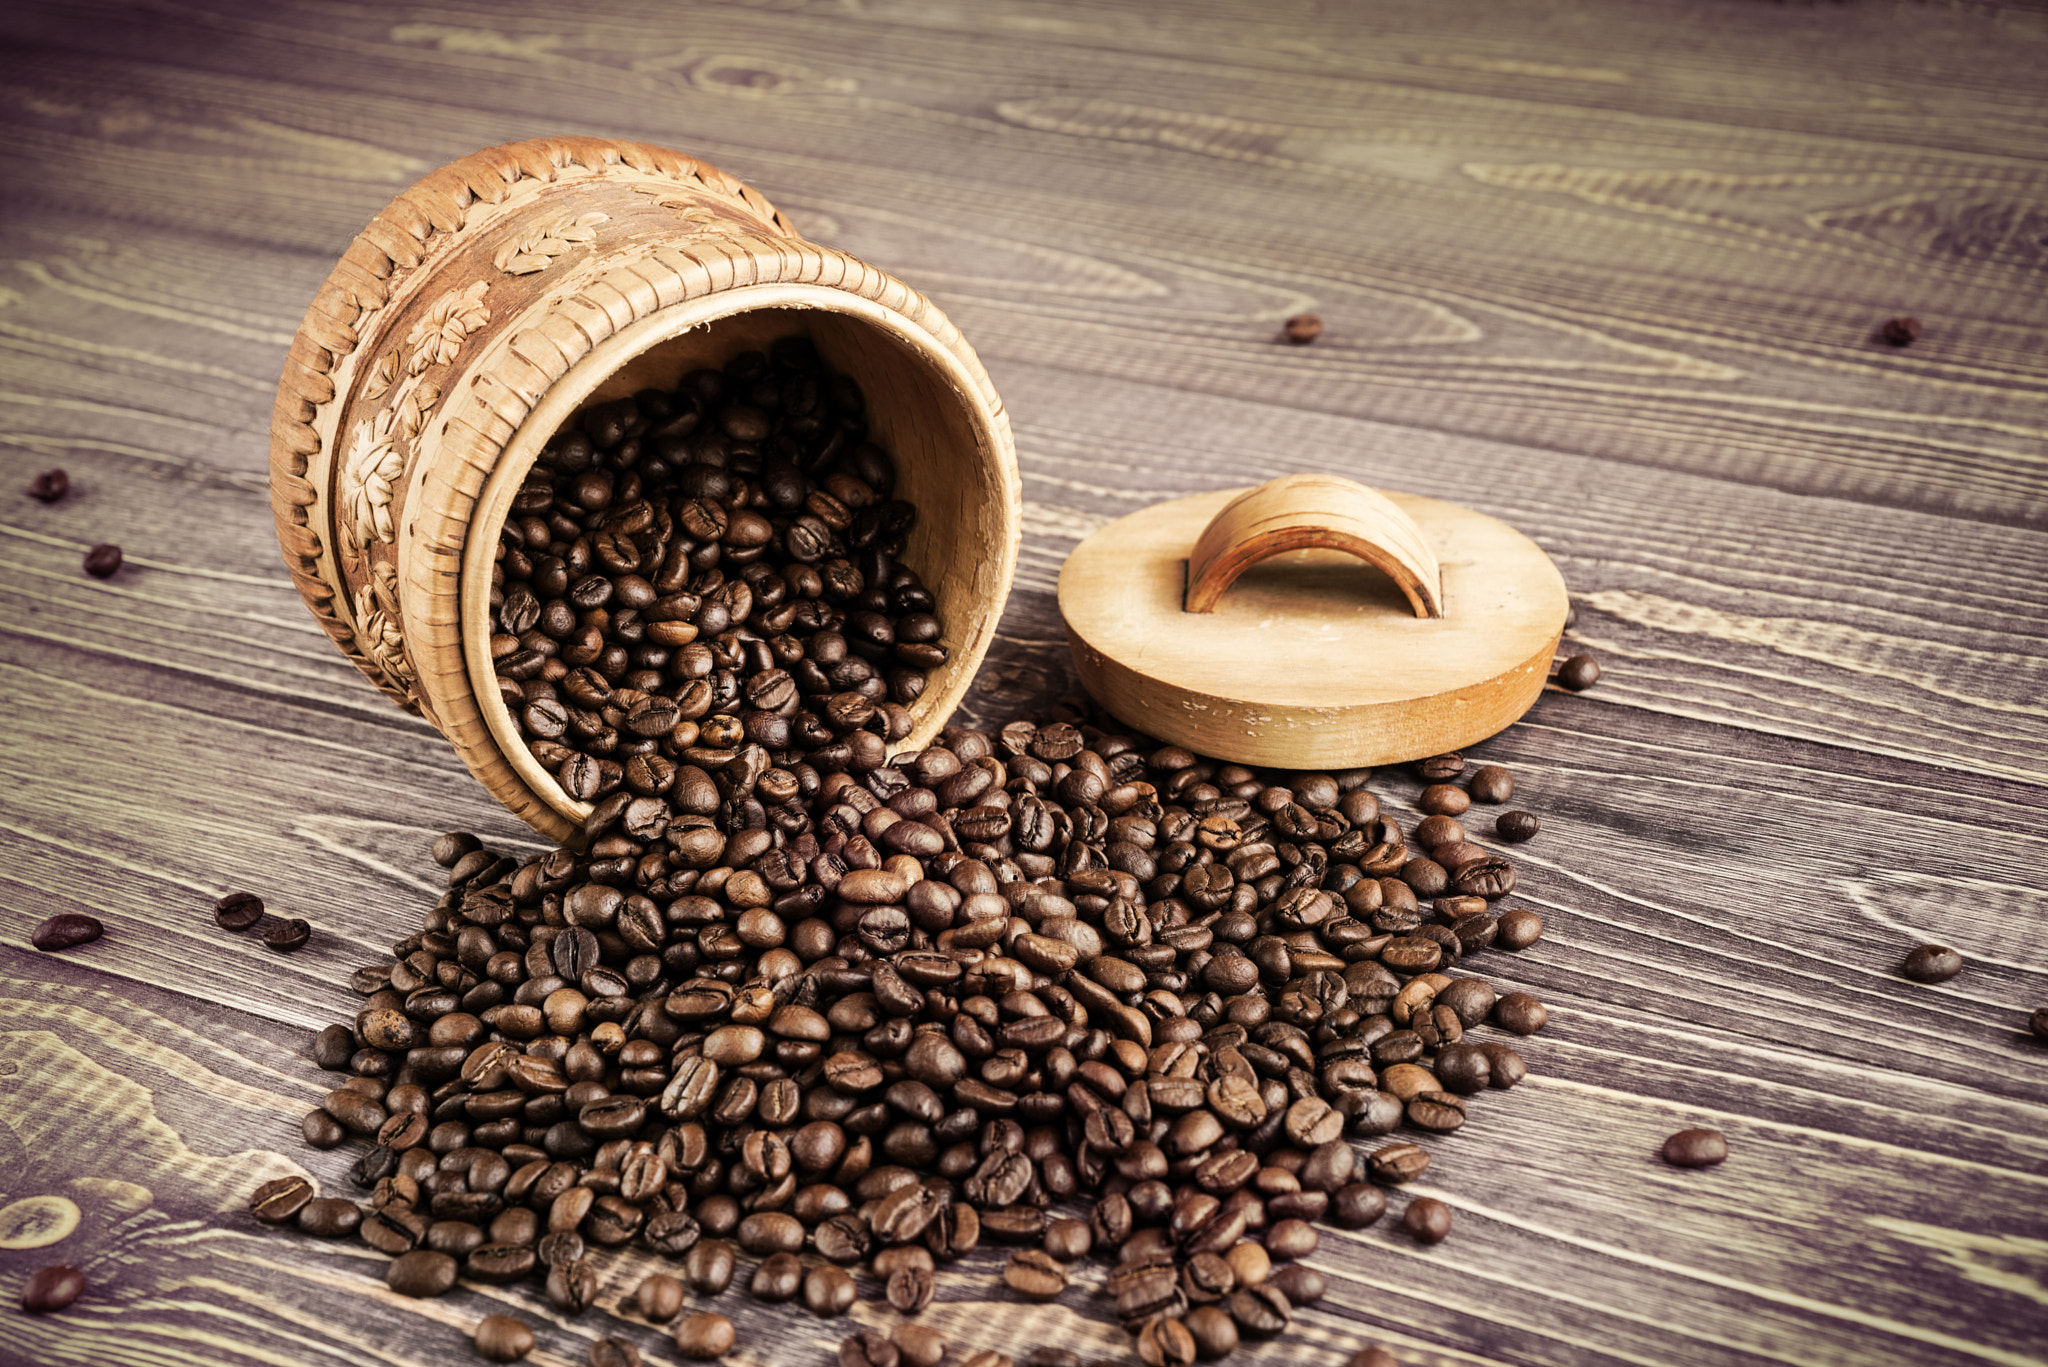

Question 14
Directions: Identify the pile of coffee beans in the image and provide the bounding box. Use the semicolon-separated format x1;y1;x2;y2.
263;697;1555;1365
489;337;947;810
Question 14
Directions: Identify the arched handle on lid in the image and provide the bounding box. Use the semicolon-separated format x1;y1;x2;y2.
1183;472;1444;618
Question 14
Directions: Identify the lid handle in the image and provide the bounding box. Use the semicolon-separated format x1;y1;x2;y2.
1184;472;1444;618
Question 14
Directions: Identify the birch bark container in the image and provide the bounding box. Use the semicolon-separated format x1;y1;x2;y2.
270;136;1020;842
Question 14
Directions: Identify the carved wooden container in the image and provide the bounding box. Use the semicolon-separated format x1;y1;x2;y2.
270;136;1021;842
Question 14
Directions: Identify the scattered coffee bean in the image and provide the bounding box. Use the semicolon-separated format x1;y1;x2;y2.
1185;1303;1238;1360
804;1263;857;1316
83;543;123;578
591;1337;642;1367
250;1175;315;1224
1880;316;1921;346
1556;654;1600;691
1004;1248;1068;1300
1402;1196;1452;1244
674;1312;736;1359
28;469;69;503
386;1249;458;1297
1367;1143;1430;1185
1494;906;1544;947
843;1331;902;1367
214;891;265;931
1661;1128;1729;1168
1138;1315;1197;1367
1268;1263;1324;1307
1330;1182;1386;1229
1902;944;1962;984
684;1239;736;1296
1346;1349;1399;1367
261;917;312;952
21;1264;85;1313
1466;765;1514;803
31;913;102;952
297;1198;361;1237
2032;1007;2048;1040
1282;314;1323;344
1493;991;1548;1034
475;1314;535;1362
636;1271;684;1322
1494;810;1539;843
893;1324;948;1367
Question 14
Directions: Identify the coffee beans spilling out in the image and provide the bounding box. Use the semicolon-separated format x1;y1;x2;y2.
490;337;947;811
264;708;1559;1364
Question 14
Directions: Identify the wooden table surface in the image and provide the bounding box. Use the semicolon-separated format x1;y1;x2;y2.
2;2;2045;1365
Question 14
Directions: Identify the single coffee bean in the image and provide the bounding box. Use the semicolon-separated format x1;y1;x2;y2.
1417;752;1464;781
31;914;103;952
1880;315;1921;346
1556;654;1600;691
1282;314;1323;344
1402;1196;1452;1244
298;1110;342;1148
262;918;313;952
1224;1283;1291;1338
636;1271;684;1322
886;1263;936;1314
1367;1143;1430;1185
1346;1349;1400;1367
1406;1091;1467;1133
1185;1303;1238;1360
386;1248;458;1297
893;1323;949;1367
1902;944;1963;983
2032;1007;2048;1040
21;1264;85;1313
250;1175;315;1224
28;469;69;502
1330;1182;1386;1229
803;1262;857;1316
215;891;265;931
1493;991;1547;1034
684;1239;736;1295
1661;1128;1729;1168
1004;1248;1068;1301
84;543;123;578
1494;810;1540;843
841;1330;901;1367
590;1336;642;1367
1268;1263;1325;1307
475;1314;536;1362
1466;765;1513;803
1264;1216;1318;1261
1417;784;1470;816
1043;1216;1091;1261
1493;907;1543;949
674;1312;737;1359
1137;1315;1197;1367
297;1197;362;1237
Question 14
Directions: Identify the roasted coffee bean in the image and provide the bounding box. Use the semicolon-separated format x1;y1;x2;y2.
887;1263;936;1313
298;1197;362;1237
1224;1284;1291;1338
1493;992;1547;1034
1490;811;1538;845
1367;1143;1430;1185
250;1175;315;1224
1346;1351;1399;1367
1330;1182;1387;1229
386;1249;458;1297
215;891;265;931
1880;315;1921;346
635;1272;685;1322
752;1250;805;1302
83;543;123;578
1494;907;1543;947
841;1330;901;1367
685;1239;737;1295
21;1265;85;1314
1466;765;1514;803
804;1263;857;1316
1184;1304;1238;1360
1268;1263;1324;1307
28;469;69;502
547;1256;599;1313
1281;314;1323;344
1661;1128;1729;1168
31;914;103;952
1402;1196;1452;1244
1137;1316;1197;1367
675;1312;737;1359
893;1323;949;1367
1407;1091;1466;1133
1043;1216;1091;1261
1902;944;1963;983
2031;1007;2048;1040
590;1338;642;1367
1556;654;1600;691
475;1313;535;1362
1265;1217;1318;1261
263;918;313;952
1004;1248;1068;1300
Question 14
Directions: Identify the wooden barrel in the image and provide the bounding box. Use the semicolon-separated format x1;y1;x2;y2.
269;136;1020;842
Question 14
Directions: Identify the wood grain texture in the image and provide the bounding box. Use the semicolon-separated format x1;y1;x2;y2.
1;2;2045;1366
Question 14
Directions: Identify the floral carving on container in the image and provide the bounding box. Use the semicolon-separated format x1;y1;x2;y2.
493;211;610;275
359;351;399;403
404;280;491;376
354;562;416;694
339;406;403;552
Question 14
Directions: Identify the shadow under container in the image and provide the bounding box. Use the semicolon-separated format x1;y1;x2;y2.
270;136;1021;843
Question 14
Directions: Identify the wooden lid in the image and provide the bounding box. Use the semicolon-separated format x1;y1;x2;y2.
1058;473;1568;769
